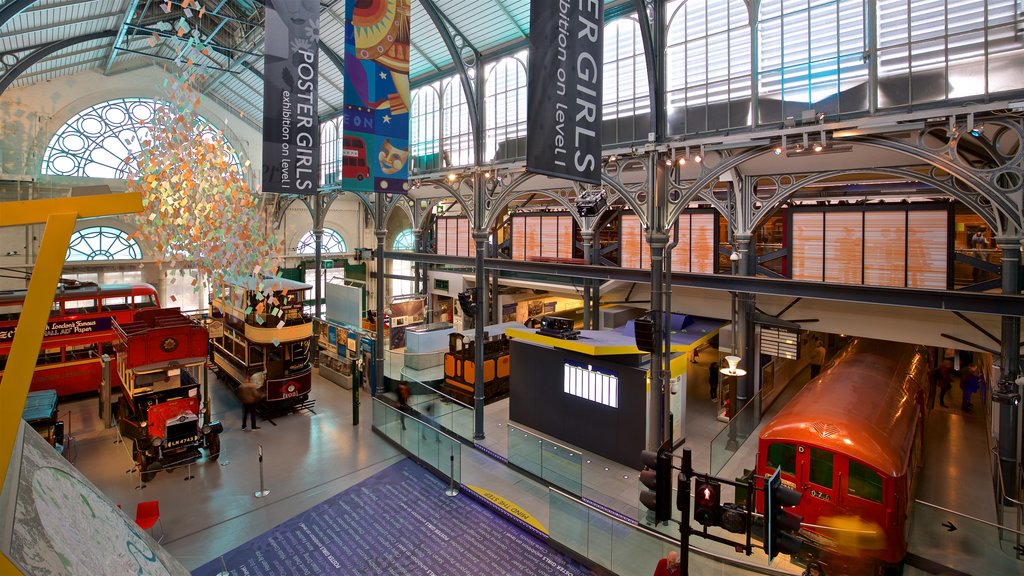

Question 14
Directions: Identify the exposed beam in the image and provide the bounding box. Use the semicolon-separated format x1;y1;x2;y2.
0;0;36;30
409;39;442;72
0;30;117;96
103;0;141;75
2;10;122;36
384;252;1024;317
318;39;344;78
492;0;528;38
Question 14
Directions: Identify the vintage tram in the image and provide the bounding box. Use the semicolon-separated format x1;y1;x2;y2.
0;281;159;396
756;338;929;574
210;275;314;412
115;308;222;482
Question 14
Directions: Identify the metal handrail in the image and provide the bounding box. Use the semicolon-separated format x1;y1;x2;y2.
371;397;462;445
407;380;473;411
913;500;1024;537
548;487;795;576
508;423;579;455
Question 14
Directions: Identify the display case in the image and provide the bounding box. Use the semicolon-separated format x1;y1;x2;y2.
319;347;353;389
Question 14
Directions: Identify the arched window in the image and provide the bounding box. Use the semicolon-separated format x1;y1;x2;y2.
484;51;528;162
296;229;348;254
393;229;416;251
758;0;868;121
604;18;650;120
321;117;341;186
410;85;442;172
877;0;1022;106
390;229;415;297
42;98;239;179
666;0;751;134
442;77;475;167
65;226;143;261
602;17;651;144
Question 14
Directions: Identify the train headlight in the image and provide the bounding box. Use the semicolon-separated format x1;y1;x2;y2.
151;436;163;447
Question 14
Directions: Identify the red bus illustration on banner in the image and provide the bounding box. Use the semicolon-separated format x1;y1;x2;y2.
342;136;369;181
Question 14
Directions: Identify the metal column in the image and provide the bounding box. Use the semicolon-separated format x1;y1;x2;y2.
734;233;756;410
374;202;386;399
581;230;594;329
996;236;1022;499
473;226;489;440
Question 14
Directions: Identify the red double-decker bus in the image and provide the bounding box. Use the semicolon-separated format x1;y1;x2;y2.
0;281;160;397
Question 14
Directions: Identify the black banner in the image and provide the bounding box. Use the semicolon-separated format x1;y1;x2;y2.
262;0;320;194
527;0;603;185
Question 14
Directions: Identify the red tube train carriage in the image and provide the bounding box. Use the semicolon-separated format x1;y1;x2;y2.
209;275;314;412
115;308;222;482
757;338;929;574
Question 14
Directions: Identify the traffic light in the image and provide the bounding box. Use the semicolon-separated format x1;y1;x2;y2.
694;479;722;527
632;316;655;353
639;443;672;522
764;468;803;560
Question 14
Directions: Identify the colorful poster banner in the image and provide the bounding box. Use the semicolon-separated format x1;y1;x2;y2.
526;0;603;185
343;0;411;194
262;0;320;194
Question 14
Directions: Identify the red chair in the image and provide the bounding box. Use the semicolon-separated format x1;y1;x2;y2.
134;500;164;542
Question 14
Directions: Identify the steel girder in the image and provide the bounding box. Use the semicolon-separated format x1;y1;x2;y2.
0;30;117;96
385;251;1024;317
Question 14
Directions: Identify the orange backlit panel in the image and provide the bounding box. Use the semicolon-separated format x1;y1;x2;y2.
791;212;825;281
907;211;947;289
863;211;907;287
824;212;863;285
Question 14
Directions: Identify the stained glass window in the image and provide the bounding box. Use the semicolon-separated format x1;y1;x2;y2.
65;226;143;261
42;97;240;179
296;229;347;254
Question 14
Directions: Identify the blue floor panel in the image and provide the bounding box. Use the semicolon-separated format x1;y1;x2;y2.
192;458;591;576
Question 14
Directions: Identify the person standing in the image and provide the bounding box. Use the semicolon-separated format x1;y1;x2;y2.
708;362;719;401
238;371;265;431
810;338;827;379
970;227;988;281
397;380;412;430
653;551;680;576
961;363;982;413
935;359;954;408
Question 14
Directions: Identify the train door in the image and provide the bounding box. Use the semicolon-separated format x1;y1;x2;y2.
796;445;839;521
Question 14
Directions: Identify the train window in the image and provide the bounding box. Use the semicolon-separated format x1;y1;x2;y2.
50;302;61;317
63;299;97;314
38;348;63;365
65;344;97;361
809;448;834;489
847;460;884;504
767;443;797;475
249;346;264;366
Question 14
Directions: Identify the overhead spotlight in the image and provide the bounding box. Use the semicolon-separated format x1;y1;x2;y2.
693;152;703;163
816;111;826;123
447;173;457;182
729;251;741;262
772;145;783;156
665;158;673;167
484;171;491;179
678;156;687;165
970;125;984;137
608;155;617;163
813;142;824;152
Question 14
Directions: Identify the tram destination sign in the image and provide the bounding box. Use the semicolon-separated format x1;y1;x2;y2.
262;0;320;194
527;0;604;185
0;317;111;343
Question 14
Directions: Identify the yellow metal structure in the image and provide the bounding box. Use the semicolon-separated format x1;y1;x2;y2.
0;193;142;574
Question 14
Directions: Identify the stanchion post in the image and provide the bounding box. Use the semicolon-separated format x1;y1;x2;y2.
254;443;270;498
680;448;692;576
445;448;459;497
